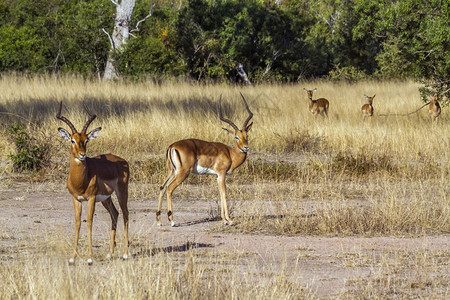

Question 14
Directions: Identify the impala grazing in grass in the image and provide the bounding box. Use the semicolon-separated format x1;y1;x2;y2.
429;94;441;123
57;102;129;265
157;93;253;226
303;88;329;117
361;94;375;120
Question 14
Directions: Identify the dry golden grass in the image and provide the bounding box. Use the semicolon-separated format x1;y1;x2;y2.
0;75;449;298
1;75;449;234
341;248;449;298
0;230;313;299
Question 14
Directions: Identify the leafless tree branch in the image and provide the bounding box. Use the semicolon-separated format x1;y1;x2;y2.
102;28;115;50
130;3;156;34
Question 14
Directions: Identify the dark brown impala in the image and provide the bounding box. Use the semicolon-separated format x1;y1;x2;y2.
157;94;253;226
57;102;129;265
303;88;330;117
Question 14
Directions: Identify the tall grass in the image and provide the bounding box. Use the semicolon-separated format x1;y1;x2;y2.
0;75;449;236
0;75;449;298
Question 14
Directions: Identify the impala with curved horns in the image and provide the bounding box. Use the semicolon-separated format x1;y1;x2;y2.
57;102;129;265
429;94;441;123
157;93;253;226
303;88;330;117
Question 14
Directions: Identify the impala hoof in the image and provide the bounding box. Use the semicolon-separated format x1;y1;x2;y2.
106;253;112;260
224;220;233;225
170;221;175;227
87;259;93;265
156;222;162;227
68;258;75;265
122;254;128;260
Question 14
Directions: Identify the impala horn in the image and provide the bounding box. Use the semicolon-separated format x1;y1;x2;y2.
56;101;78;133
81;103;97;134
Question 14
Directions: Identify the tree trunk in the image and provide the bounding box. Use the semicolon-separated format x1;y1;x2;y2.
237;63;252;86
103;0;136;80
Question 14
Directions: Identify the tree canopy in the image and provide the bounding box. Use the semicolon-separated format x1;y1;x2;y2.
0;0;448;97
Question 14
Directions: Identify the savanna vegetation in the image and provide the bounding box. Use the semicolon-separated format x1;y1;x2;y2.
0;77;449;298
1;76;448;234
0;0;449;101
0;0;449;298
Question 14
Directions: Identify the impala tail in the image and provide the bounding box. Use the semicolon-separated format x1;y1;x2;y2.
159;147;181;193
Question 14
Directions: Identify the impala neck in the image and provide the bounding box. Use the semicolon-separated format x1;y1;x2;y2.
68;156;89;191
228;143;248;172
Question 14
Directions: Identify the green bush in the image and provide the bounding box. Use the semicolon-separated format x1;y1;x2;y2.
7;124;45;172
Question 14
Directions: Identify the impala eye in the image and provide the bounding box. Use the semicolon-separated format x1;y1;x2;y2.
71;139;76;144
235;136;240;140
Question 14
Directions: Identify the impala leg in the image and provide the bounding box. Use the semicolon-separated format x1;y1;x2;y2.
70;198;82;265
157;169;175;226
101;197;118;260
157;177;171;226
156;190;164;226
166;189;174;227
217;174;232;225
166;173;189;227
117;188;129;260
86;197;96;265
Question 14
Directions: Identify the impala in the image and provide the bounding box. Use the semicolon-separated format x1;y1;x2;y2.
361;94;375;120
157;93;253;226
57;102;129;265
303;88;329;117
429;94;441;123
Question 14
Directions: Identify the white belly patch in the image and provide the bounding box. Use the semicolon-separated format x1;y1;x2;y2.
76;195;111;202
95;195;111;202
192;165;217;175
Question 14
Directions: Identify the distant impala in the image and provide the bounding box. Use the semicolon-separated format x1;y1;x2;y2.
57;102;129;265
429;94;441;123
303;88;329;117
157;93;253;226
361;94;375;120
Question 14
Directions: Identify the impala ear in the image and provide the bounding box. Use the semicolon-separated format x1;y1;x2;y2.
246;122;253;132
303;88;307;92
372;94;376;98
58;128;71;141
313;88;317;92
87;127;102;141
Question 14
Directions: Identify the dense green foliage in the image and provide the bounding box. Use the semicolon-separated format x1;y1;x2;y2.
7;124;45;172
0;0;448;97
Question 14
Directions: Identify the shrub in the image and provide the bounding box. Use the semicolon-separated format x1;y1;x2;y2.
7;123;45;172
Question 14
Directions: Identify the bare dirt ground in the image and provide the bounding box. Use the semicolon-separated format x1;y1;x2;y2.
1;181;449;298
